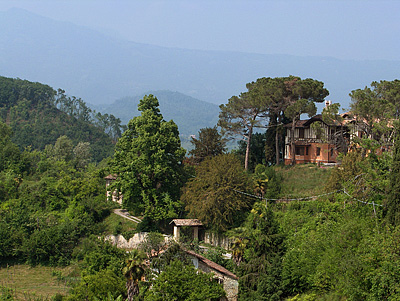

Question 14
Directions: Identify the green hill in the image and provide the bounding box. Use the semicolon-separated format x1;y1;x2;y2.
0;76;116;161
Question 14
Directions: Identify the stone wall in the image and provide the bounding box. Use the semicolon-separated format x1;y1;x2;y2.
196;260;238;301
104;232;172;249
204;232;234;250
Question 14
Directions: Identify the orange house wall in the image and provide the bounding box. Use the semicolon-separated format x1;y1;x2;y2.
284;143;338;165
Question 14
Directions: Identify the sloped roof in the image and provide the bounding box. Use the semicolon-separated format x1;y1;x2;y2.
171;219;203;227
185;249;238;280
285;114;343;128
303;114;342;126
104;174;118;180
284;119;308;128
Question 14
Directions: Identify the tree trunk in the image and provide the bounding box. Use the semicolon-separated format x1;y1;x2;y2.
275;127;279;165
291;118;296;165
126;281;134;301
275;115;281;165
126;280;140;301
245;127;253;171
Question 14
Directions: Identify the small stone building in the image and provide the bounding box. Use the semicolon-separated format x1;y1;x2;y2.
104;174;123;204
186;249;238;301
170;219;203;241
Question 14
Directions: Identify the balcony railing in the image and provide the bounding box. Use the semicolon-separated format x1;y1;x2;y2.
285;137;335;144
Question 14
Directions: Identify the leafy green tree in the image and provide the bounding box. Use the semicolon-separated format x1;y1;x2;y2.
375;79;400;118
93;111;124;142
218;83;269;170
144;259;225;301
0;121;21;173
325;147;390;207
350;80;400;152
231;237;248;266
253;164;282;200
182;153;254;232
138;232;166;257
112;95;186;220
78;238;127;276
149;242;191;275
73;141;92;170
53;135;74;162
188;126;226;164
67;269;125;301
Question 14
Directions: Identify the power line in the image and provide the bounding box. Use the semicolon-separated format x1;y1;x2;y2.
231;187;383;208
342;188;383;207
189;172;383;208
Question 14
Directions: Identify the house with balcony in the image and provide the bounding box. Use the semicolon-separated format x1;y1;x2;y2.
284;114;349;165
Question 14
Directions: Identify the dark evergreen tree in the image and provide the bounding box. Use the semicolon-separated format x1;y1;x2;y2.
188;126;226;164
237;203;284;300
236;132;271;172
385;122;400;225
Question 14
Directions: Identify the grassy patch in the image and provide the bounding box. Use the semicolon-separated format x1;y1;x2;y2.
276;163;333;198
101;212;138;237
0;264;79;300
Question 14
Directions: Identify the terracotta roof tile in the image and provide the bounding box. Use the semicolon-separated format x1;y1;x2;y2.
185;249;238;279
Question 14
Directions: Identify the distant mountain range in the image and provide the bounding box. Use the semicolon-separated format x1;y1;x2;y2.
93;90;220;148
1;8;400;110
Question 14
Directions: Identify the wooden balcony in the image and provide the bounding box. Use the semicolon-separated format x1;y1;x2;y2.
285;137;335;144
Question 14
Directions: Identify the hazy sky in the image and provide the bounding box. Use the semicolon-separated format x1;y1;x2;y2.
1;0;399;61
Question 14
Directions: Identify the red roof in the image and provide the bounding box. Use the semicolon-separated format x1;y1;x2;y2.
185;249;238;280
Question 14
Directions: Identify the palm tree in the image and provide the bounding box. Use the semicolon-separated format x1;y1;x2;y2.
231;237;248;266
122;249;147;300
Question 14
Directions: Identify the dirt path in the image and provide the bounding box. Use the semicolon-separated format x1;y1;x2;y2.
113;209;142;223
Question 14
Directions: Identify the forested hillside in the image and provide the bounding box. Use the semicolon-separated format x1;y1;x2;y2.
0;76;121;161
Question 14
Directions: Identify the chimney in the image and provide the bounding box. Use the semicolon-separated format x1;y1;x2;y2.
325;100;331;108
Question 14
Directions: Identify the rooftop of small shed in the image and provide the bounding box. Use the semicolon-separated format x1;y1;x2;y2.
171;219;203;227
104;174;117;180
185;249;238;280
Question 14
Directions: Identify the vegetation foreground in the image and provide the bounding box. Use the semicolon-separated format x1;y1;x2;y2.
2;76;400;300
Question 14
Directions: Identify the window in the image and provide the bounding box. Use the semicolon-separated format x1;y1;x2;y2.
213;278;224;285
306;146;309;156
295;146;304;156
316;147;321;156
299;128;305;138
331;148;334;157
